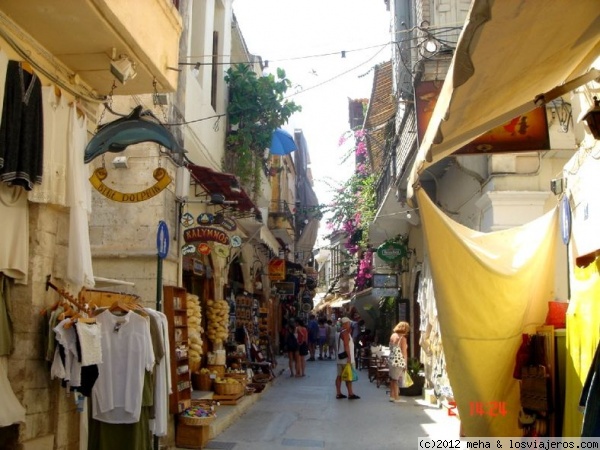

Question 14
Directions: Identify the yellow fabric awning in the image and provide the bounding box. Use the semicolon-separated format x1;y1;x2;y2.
417;188;558;436
408;0;600;199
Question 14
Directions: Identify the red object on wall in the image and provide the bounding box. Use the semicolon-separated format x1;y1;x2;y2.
545;301;568;329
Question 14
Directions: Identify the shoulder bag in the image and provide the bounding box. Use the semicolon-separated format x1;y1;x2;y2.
389;344;406;369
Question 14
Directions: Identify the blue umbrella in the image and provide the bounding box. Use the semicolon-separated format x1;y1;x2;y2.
270;129;297;155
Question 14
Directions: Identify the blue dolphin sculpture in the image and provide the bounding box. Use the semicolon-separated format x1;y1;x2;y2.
84;106;185;164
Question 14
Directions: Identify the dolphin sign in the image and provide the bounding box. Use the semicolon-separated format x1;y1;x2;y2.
84;105;185;164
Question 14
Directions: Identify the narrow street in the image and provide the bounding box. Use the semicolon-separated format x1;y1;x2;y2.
198;357;460;450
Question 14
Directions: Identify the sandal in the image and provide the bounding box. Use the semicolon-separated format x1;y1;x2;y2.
348;394;361;400
336;394;347;399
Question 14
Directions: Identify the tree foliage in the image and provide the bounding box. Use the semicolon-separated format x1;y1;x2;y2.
224;64;301;192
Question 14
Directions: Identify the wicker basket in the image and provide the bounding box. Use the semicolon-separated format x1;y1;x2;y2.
224;372;247;383
179;414;215;427
213;381;243;396
252;373;271;384
206;364;226;378
247;382;266;393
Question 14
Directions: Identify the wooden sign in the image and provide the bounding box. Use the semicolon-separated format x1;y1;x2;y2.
268;258;286;281
183;226;230;245
89;167;171;202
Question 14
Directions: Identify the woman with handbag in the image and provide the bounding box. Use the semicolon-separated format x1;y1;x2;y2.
388;321;410;403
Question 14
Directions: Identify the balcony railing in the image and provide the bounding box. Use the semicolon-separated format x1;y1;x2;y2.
375;146;396;208
269;200;296;234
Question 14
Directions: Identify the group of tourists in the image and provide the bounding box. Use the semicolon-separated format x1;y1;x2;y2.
282;314;335;377
281;312;411;403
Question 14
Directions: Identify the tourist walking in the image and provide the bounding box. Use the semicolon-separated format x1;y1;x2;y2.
285;319;299;377
295;318;309;377
307;314;319;361
388;321;410;403
317;317;328;360
326;319;336;359
335;317;360;399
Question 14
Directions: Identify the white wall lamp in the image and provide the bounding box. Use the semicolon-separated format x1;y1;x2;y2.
111;55;137;84
112;156;129;169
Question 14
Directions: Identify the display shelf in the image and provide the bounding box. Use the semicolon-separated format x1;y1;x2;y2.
164;285;192;414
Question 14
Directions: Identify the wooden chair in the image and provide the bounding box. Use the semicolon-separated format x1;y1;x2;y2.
359;347;371;371
368;355;380;382
375;356;390;388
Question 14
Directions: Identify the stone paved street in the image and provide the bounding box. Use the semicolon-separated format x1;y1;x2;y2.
183;356;460;450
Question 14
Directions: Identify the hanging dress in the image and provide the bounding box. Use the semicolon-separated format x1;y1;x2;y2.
0;60;43;190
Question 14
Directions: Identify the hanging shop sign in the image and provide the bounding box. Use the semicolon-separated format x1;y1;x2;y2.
89;167;171;203
230;236;242;247
84;105;185;164
197;243;211;255
181;212;195;228
268;258;286;281
219;217;237;231
197;213;214;225
373;274;398;288
183;226;230;245
376;241;407;263
273;282;295;295
192;259;205;276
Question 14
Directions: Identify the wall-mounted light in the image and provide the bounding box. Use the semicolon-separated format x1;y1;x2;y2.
191;62;201;77
582;96;600;140
110;55;137;84
112;156;129;169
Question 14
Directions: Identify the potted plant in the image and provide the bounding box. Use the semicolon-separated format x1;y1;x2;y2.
400;357;425;397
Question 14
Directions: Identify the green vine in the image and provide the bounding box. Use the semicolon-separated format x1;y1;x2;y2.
224;64;301;197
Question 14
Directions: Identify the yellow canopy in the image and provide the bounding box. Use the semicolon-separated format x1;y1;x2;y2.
416;188;558;436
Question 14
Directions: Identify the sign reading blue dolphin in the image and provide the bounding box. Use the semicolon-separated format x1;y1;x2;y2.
84;105;185;164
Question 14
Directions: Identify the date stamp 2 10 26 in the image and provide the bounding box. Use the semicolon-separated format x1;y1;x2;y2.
448;401;507;417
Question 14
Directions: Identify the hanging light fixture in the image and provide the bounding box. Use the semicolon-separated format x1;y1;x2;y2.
582;96;600;140
110;55;137;84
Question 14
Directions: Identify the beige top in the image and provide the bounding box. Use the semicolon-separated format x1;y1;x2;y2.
0;184;28;284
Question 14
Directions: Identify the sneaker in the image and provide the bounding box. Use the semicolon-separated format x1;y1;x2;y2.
308;357;315;361
389;397;395;402
394;399;406;403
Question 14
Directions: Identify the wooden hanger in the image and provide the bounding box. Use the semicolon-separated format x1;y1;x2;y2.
109;300;131;315
78;317;96;324
69;101;85;119
20;61;33;74
130;302;148;318
54;85;62;99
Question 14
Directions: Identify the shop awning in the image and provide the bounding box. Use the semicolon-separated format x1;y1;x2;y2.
237;218;281;254
186;164;256;212
260;226;281;254
329;298;351;308
408;0;600;198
